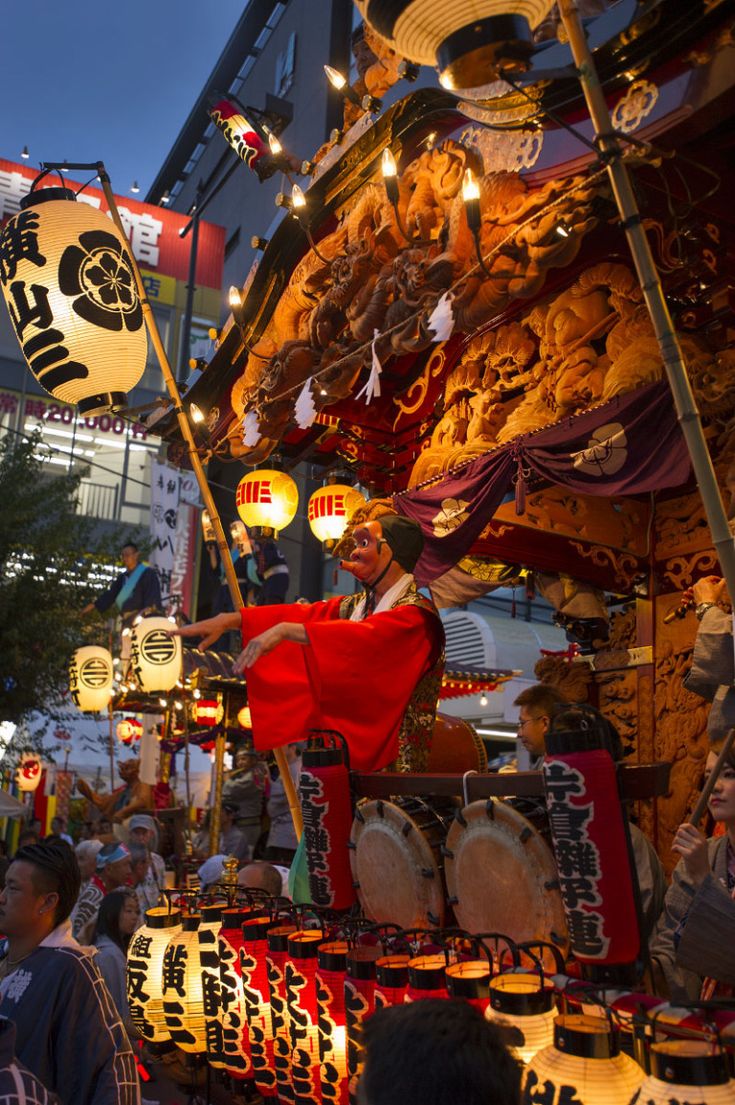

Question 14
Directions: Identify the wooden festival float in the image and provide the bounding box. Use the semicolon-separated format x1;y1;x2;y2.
27;0;735;1097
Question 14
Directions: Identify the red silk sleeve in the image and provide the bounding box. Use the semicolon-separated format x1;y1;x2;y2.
240;602;439;771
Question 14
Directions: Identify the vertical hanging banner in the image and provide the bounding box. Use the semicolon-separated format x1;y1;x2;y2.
149;460;180;607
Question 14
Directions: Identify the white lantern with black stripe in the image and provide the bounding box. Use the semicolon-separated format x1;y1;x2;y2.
0;186;147;415
130;616;182;694
69;645;114;712
354;0;556;88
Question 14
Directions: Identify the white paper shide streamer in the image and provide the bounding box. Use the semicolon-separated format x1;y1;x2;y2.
428;292;455;342
243;410;262;446
356;329;383;405
295;376;317;428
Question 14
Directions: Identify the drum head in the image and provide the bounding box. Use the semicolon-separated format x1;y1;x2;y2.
444;801;568;957
350;799;446;930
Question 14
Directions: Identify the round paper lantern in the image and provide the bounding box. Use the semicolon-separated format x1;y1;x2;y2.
237;705;253;730
307;484;366;546
486;972;557;1065
130;616;182;694
354;0;556;88
162;913;208;1053
630;1041;735;1105
0;188;147;414
194;698;222;728
523;1014;644;1105
116;717;143;745
69;645;114;712
16;753;42;793
127;906;182;1044
235;469;298;538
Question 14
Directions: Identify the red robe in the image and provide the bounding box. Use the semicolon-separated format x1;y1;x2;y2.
240;598;442;771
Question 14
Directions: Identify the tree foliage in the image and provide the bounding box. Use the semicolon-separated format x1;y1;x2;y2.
0;433;119;723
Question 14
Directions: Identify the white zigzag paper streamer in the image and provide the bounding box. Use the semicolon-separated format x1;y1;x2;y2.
356;329;383;405
428;292;455;342
242;410;261;446
295;376;317;429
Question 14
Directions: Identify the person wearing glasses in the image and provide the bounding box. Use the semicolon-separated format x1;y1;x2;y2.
513;684;567;766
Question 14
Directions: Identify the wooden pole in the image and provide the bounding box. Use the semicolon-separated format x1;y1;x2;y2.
97;166;302;844
557;0;735;812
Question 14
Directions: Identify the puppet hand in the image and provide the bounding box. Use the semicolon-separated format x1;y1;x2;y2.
233;624;286;674
672;822;710;886
168;613;235;651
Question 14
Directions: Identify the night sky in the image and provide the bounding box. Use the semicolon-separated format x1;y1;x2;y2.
0;0;246;198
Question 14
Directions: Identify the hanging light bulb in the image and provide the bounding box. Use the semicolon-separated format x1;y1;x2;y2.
462;169;481;227
480;692;489;707
381;149;399;206
267;131;283;156
130;181;140;194
324;65;362;107
486;972;557;1065
160;190;170;205
21;145;30;159
291;184;307;211
127;906;183;1045
189;402;205;424
523;1014;644;1104
229;285;243;310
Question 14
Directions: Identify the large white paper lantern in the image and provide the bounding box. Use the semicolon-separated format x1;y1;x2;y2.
523;1015;644;1105
130;616;182;693
127;906;182;1044
486;972;557;1065
307;484;366;546
0;187;147;415
354;0;556;88
69;645;114;712
630;1041;735;1105
235;469;298;538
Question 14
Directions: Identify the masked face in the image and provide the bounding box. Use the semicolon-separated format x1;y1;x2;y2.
342;521;393;586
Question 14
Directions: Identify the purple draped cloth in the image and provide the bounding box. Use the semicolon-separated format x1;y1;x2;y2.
397;381;690;585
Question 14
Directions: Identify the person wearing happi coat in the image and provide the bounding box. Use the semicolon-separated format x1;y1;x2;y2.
173;514;444;773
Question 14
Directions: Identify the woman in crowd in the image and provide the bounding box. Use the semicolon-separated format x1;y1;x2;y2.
93;889;140;1024
650;735;735;999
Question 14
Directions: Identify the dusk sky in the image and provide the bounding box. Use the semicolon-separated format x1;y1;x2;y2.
1;1;246;199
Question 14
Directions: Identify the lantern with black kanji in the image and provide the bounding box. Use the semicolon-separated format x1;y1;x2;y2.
286;929;324;1105
127;907;182;1044
15;753;42;793
345;945;382;1103
241;915;279;1099
0;188;147;414
307;484;366;548
198;903;226;1071
486;972;557;1065
300;733;355;911
162;913;207;1053
316;941;349;1105
266;924;297;1103
214;907;255;1082
130;616;182;694
235;469;298;538
631;1041;735;1104
523;1015;644;1104
69;645;114;712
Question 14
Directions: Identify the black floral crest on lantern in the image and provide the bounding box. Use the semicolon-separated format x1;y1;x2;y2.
59;230;143;332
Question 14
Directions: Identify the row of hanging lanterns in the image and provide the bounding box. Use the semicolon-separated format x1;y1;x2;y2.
235;470;366;545
127;902;735;1105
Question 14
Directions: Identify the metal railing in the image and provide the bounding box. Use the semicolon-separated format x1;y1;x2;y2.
76;480;119;520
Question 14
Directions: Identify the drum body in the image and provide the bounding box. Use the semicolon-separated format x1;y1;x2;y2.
349;797;453;929
426;713;487;774
444;800;569;960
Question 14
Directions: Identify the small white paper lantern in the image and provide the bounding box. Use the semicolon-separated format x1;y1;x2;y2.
127;906;183;1044
630;1041;735;1105
523;1014;644;1105
16;753;43;792
0;187;147;415
130;616;182;693
69;645;114;712
486;972;557;1066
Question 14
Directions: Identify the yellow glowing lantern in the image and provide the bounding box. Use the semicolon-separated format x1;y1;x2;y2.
16;753;42;793
307;484;366;547
354;0;557;89
523;1014;644;1104
486;972;557;1065
235;469;298;538
127;906;182;1044
162;913;207;1053
237;705;253;730
0;187;147;415
631;1041;735;1105
69;645;113;712
130;616;182;693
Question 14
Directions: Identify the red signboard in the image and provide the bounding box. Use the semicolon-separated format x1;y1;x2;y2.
0;157;225;289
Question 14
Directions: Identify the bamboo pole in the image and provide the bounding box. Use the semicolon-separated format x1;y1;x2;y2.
557;0;735;815
97;166;303;845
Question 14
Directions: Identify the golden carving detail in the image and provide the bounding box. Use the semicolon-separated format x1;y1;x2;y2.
663;551;718;591
611;80;659;134
568;542;639;589
459;124;544;173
